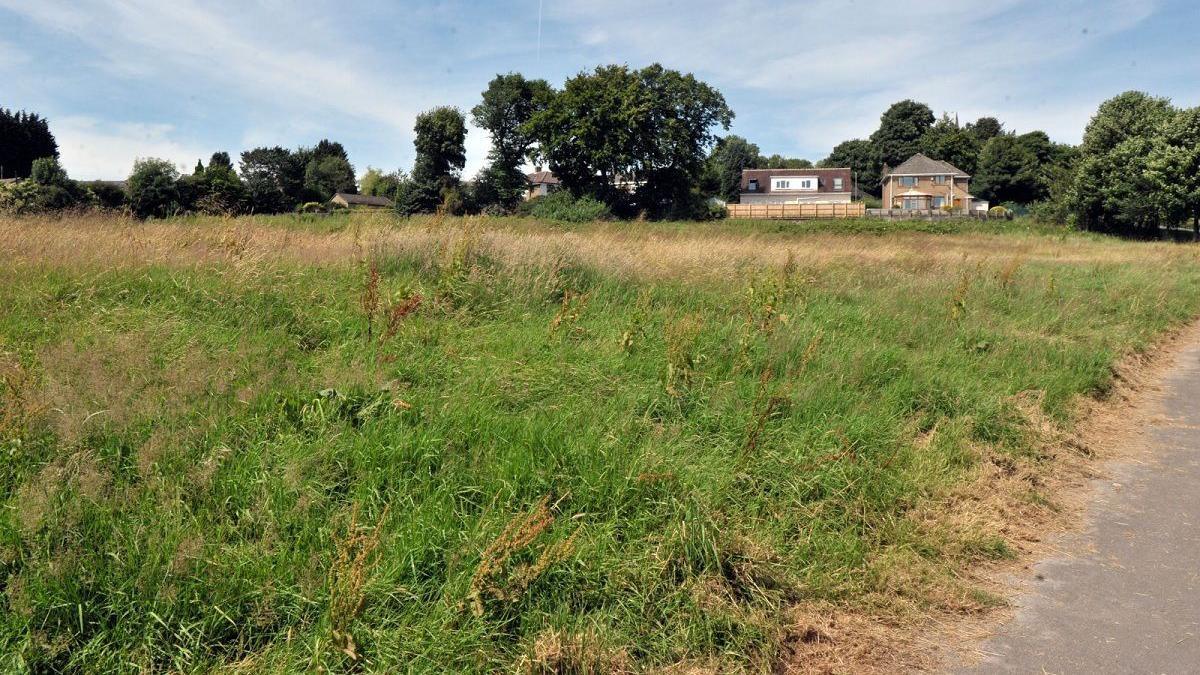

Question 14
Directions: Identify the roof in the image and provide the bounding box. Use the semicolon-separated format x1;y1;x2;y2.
332;192;391;207
740;167;852;195
882;153;970;178
526;170;559;186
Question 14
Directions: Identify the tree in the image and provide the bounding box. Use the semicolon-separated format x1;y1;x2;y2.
1071;91;1175;232
360;167;404;199
24;156;86;210
192;150;247;214
127;158;182;219
304;155;356;202
526;63;732;218
1148;107;1200;238
762;155;812;169
471;73;554;209
30;156;70;186
919;115;981;176
240;146;306;213
0;108;58;179
705;135;762;203
820;139;878;196
870;100;935;168
402;107;467;214
966;116;1004;144
974;135;1041;204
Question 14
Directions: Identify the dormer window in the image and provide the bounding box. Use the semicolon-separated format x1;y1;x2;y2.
833;178;843;191
771;175;818;191
748;179;758;192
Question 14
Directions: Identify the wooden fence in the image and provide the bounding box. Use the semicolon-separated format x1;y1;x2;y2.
726;202;865;220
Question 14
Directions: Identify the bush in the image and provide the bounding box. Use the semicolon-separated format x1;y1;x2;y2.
527;190;612;223
127;158;182;219
87;182;128;210
298;201;326;213
988;205;1013;219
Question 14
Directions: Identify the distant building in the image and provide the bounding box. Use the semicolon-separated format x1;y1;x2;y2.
525;169;559;200
880;153;985;212
738;167;853;205
330;193;392;209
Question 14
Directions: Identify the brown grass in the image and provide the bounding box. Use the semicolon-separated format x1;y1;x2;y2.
3;213;1192;283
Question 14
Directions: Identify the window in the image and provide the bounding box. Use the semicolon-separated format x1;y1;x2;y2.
899;176;917;187
933;175;947;185
748;179;758;192
775;180;789;190
800;179;812;189
833;178;843;191
932;196;945;208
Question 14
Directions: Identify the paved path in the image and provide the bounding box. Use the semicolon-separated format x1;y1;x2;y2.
959;336;1200;674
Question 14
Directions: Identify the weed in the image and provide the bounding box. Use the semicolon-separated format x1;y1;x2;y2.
360;261;381;341
467;495;578;618
327;501;391;661
664;314;705;397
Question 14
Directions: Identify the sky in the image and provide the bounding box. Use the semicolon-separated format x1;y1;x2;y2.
1;0;1198;181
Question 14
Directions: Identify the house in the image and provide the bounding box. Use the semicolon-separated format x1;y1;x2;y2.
880;153;982;212
525;169;559;200
330;193;392;209
738;168;853;205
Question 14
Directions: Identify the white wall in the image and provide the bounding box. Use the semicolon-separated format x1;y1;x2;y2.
740;193;852;205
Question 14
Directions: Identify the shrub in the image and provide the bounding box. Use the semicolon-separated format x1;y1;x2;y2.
298;201;326;213
127;158;182;219
988;205;1012;219
87;182;128;210
528;190;612;223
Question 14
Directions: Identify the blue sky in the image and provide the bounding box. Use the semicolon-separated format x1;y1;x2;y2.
1;0;1197;180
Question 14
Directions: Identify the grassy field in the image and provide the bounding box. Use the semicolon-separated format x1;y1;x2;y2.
2;212;1198;672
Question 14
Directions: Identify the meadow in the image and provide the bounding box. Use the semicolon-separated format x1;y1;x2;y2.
2;211;1198;672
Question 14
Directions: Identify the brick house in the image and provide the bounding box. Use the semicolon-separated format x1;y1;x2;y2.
880;153;985;212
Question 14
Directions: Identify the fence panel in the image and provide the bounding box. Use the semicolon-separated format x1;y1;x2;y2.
726;202;865;220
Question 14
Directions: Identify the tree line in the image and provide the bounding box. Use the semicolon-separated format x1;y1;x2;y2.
2;79;1197;234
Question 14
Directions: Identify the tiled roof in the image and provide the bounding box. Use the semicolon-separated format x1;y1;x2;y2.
883;153;969;178
739;167;852;195
526;170;559;185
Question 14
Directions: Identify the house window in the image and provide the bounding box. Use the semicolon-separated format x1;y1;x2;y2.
899;176;917;187
933;175;947;185
800;179;812;189
775;180;789;190
833;178;843;191
748;179;758;192
932;196;945;208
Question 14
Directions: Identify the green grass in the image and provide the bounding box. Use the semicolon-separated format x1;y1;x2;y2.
1;214;1198;672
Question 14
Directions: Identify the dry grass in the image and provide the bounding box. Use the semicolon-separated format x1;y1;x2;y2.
3;213;1191;282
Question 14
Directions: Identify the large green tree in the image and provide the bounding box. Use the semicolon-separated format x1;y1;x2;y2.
966;116;1004;144
1148;106;1200;238
526;63;732;217
820;139;878;196
870;100;935;168
974;135;1042;204
705;135;762;203
471;73;553;209
240;146;306;213
919;115;981;176
0;108;58;179
399;107;467;215
1071;91;1175;232
304;155;356;202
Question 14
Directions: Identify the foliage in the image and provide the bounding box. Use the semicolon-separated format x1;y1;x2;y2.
127;158;182;219
404;107;468;214
761;154;812;169
820;139;878;196
471;73;554;209
704;135;762;203
526;63;732;218
966;116;1004;143
0;108;58;179
1147;106;1200;234
359;167;404;200
1070;91;1176;234
974;135;1042;204
240;146;307;214
304;155;357;203
870;99;935;169
525;189;612;222
920;115;981;176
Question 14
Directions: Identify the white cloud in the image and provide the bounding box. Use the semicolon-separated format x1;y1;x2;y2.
53;116;210;180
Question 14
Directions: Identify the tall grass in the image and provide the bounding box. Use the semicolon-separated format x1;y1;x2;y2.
1;213;1198;671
